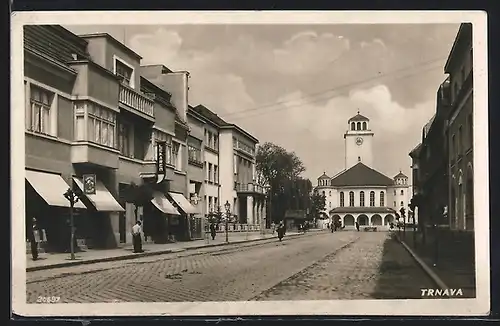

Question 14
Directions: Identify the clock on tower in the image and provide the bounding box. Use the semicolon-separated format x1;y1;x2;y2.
355;137;363;146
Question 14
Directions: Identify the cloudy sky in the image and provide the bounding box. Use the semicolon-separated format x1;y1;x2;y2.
66;23;459;183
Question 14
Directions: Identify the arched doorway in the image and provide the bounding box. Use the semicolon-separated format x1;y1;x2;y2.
371;214;382;226
344;214;355;226
384;214;394;225
358;214;368;226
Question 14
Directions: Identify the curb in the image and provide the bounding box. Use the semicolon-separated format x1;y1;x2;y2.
27;230;324;272
395;234;449;291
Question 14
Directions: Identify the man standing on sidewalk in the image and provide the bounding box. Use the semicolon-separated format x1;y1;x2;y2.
132;220;143;253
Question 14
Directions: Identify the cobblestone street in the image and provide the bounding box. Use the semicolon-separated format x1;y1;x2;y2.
27;232;435;303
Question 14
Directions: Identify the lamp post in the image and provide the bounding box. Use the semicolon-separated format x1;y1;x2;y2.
224;200;231;243
63;187;79;260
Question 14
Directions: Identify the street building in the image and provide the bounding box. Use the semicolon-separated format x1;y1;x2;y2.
23;25;263;253
315;112;411;229
192;105;267;231
409;22;474;232
444;23;474;231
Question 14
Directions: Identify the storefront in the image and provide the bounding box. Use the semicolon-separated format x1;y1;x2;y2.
167;192;199;241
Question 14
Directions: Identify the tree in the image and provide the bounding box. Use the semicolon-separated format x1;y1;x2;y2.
255;142;306;223
310;192;326;219
122;182;154;222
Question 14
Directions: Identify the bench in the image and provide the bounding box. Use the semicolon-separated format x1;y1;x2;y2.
364;226;377;232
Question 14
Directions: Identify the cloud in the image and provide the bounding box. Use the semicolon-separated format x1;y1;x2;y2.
121;25;449;183
244;85;434;181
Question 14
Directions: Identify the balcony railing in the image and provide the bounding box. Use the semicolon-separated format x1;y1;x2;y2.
119;84;155;118
235;182;266;194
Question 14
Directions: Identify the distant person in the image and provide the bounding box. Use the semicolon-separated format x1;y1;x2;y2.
132;220;143;253
271;222;276;235
277;221;285;241
210;223;217;240
29;218;41;260
355;221;360;232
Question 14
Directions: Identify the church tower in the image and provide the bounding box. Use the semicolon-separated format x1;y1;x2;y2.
344;111;374;169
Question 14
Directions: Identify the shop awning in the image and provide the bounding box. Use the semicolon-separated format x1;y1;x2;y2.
25;170;86;209
168;192;198;215
73;177;125;212
151;191;180;215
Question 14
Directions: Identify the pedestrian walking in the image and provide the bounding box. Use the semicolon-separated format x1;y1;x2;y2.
29;218;41;260
355;221;360;232
271;222;276;235
277;221;285;241
210;223;217;240
132;220;143;253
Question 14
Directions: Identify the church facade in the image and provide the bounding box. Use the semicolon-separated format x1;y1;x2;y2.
315;112;411;229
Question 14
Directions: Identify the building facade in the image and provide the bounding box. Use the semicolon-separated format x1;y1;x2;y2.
192;105;267;229
24;26;205;252
315;113;410;229
444;23;474;231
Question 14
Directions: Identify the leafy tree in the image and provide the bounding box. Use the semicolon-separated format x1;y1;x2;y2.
255;142;306;223
310;191;326;219
122;182;154;222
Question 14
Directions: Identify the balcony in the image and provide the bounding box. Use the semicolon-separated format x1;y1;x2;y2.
235;182;266;195
119;84;155;120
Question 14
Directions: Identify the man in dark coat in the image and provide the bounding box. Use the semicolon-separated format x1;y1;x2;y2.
355;221;360;232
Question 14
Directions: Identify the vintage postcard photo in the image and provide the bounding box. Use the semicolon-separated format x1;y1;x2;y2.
11;11;489;317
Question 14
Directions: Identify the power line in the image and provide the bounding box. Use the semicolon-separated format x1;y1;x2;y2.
221;56;447;120
228;62;444;121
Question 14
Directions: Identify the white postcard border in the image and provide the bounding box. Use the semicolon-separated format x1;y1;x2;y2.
11;10;490;317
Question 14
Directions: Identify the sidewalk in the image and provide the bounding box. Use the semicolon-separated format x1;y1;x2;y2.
396;229;476;298
26;229;325;272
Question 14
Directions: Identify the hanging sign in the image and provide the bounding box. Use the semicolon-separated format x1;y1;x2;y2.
156;141;167;180
82;174;96;195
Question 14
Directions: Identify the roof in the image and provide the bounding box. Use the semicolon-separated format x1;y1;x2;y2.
192;104;229;127
444;23;472;74
24;25;90;68
422;114;436;139
329;207;396;214
348;112;369;122
318;172;330;180
409;143;422;158
394;171;408;179
330;162;394;187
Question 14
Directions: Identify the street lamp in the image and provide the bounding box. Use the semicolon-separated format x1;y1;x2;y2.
224;200;231;243
63;187;79;260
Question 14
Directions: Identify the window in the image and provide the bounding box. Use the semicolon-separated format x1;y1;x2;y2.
208;132;213;148
87;102;116;148
360;191;365;207
400;190;404;196
115;59;133;86
380;191;385;206
322;191;325;196
329;202;331;208
340;192;344;207
369;191;375;207
349;191;354;207
208;163;213;182
214;165;218;184
329;191;331;196
351;122;355;131
214;197;218;211
394;190;396;196
394;201;396;207
458;126;463;156
452;134;456;160
400;201;404;207
468;113;473;148
172;142;181;170
213;135;218;149
362;122;367;130
118;122;131;157
357;122;361;130
188;145;202;164
29;86;53;134
358;156;361;162
153;130;172;165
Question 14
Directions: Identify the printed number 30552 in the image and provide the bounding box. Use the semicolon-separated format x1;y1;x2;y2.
36;296;60;303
